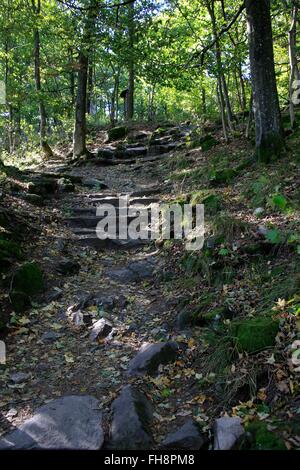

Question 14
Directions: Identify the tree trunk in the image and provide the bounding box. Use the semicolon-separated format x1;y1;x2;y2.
87;59;94;114
73;0;97;158
73;51;88;157
288;3;300;129
127;2;134;120
32;0;53;158
206;0;234;135
245;0;284;162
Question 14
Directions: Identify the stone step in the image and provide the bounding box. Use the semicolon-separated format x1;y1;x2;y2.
76;235;150;250
124;147;147;157
71;205;153;216
66;214;141;228
86;196;160;206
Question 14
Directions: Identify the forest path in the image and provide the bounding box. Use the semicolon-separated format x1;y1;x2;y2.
0;128;208;449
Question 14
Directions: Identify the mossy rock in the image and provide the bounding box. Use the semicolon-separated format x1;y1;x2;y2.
27;178;57;195
57;178;75;192
190;191;222;214
12;262;44;297
23;193;44;205
108;126;128;141
232;316;279;353
209;168;237;185
9;291;31;313
243;421;286;450
0;238;22;261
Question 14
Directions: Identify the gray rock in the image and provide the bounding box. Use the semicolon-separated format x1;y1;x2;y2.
176;309;193;330
10;372;30;384
82;178;108;189
253;207;265;217
96;148;115;160
45;288;63;303
93;294;115;311
56;258;80;276
107;267;137;283
257;225;268;237
107;260;155;284
89;318;113;341
0;395;103;450
160;419;204;450
57;178;75;192
125;147;147;157
108;385;153;450
214;417;244;450
41;331;60;343
127;341;179;376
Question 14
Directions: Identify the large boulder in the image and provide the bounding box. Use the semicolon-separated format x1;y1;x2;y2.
127;341;179;376
107;126;128;142
0;395;104;449
160;419;205;450
108;385;153;450
214;417;244;450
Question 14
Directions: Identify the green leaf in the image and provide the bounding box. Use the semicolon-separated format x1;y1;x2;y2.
266;229;281;244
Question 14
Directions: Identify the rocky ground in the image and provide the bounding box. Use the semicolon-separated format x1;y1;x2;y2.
0;122;300;450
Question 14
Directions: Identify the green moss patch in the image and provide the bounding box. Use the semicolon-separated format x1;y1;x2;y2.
12;262;44;297
232;316;279;353
244;421;286;450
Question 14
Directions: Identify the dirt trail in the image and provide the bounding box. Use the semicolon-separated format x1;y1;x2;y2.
0;130;206;448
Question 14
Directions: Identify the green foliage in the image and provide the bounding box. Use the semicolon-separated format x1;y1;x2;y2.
209;168;238;185
268;193;288;211
265;228;282;244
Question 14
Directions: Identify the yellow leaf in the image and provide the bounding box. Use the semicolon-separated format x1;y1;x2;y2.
64;353;75;363
188;338;196;348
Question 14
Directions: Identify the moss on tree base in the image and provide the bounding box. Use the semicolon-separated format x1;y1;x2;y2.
256;132;285;163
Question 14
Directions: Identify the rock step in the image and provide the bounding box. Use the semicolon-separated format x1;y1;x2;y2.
70;206;153;216
86;196;159;206
66;215;139;228
75;235;151;250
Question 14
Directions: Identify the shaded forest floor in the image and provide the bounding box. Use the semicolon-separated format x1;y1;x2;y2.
1;120;300;449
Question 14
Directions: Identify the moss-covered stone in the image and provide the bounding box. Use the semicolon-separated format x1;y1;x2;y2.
0;238;22;261
232;316;279;353
108;126;128;141
9;291;31;313
12;262;44;297
189;191;222;215
27;178;57;195
57;178;75;192
23;193;44;205
244;421;286;450
209;168;238;185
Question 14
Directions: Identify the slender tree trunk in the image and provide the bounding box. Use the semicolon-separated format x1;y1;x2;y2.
32;0;53;158
73;51;88;157
73;0;97;158
245;0;284;162
206;0;233;136
127;2;134;120
217;83;229;143
288;4;300;129
87;59;94;114
201;86;207;114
